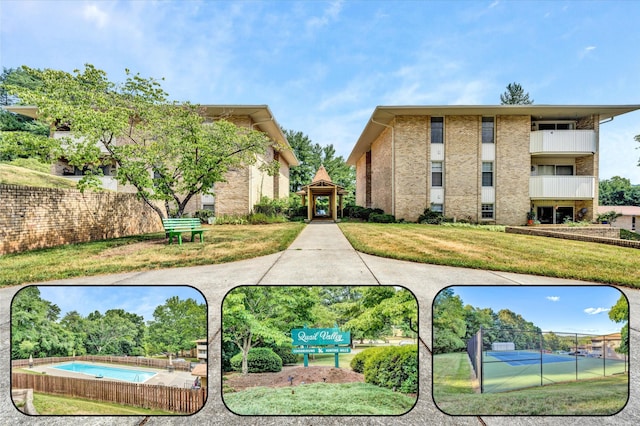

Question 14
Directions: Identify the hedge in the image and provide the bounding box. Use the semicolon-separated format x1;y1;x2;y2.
363;345;418;394
230;347;283;373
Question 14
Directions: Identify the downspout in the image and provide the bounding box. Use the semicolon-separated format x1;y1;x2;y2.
371;117;395;216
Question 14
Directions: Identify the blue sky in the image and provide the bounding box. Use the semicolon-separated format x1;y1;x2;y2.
35;285;206;322
1;0;639;182
451;285;626;335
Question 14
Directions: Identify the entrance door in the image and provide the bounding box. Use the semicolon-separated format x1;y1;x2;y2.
537;207;554;224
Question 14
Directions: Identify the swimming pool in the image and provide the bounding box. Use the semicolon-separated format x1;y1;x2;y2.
52;362;157;383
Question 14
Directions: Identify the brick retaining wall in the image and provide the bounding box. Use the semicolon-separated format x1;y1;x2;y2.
0;184;163;255
506;226;640;249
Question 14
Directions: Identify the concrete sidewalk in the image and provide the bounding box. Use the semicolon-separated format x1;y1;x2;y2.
1;221;638;426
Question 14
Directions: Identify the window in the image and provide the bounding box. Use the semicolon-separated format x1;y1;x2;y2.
482;162;493;187
431;117;443;144
482;204;494;219
431;162;443;187
535;165;573;176
555;165;574;176
534;121;575;130
482;117;494;143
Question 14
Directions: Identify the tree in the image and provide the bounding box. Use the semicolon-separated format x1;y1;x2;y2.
146;296;206;357
600;176;640;206
222;286;316;375
500;82;533;105
609;295;629;354
432;288;467;354
285;129;356;205
85;310;140;355
0;67;52;161
11;287;74;358
4;64;280;220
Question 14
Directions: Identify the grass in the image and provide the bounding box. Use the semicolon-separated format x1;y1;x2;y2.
433;352;629;415
339;222;640;286
31;392;177;415
222;382;416;415
0;222;305;286
0;162;78;189
298;353;357;367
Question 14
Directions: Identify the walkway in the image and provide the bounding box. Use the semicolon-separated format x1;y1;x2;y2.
0;222;638;426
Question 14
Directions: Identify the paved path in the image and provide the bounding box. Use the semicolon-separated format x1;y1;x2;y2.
1;222;638;426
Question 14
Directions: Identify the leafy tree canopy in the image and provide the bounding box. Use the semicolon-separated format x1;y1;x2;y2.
3;64;280;219
500;82;533;105
609;295;629;354
599;176;640;206
285;129;355;205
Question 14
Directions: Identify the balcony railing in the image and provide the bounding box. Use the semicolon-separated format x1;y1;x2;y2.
54;131;110;154
529;176;595;199
530;130;596;155
62;175;119;191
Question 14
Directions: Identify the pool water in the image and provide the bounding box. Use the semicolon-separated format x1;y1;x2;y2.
52;362;157;383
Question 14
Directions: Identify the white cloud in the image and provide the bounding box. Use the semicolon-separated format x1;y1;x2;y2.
584;307;610;315
546;296;560;302
306;0;344;31
83;3;109;29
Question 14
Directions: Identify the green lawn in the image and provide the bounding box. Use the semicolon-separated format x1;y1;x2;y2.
31;392;177;415
0;222;305;286
339;222;640;286
223;382;416;415
433;352;628;415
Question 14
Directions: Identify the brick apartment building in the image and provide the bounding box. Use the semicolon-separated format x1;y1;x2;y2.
347;105;640;225
8;104;298;216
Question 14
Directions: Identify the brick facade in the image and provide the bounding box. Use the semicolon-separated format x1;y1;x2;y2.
495;115;531;225
371;126;393;214
444;116;480;222
394;116;428;221
349;107;621;226
0;184;163;255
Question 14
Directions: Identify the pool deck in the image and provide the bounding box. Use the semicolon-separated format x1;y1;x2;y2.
18;361;198;388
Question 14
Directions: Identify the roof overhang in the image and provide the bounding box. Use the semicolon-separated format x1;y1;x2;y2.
3;104;299;166
200;105;298;166
3;105;39;119
347;104;640;165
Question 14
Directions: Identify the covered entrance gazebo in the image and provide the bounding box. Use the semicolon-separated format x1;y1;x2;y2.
296;166;347;222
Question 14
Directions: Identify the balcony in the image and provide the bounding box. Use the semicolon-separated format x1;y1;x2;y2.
529;176;595;199
62;175;119;191
530;130;596;155
54;131;111;154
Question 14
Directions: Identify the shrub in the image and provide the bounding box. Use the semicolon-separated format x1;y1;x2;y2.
350;346;387;373
363;345;418;394
194;209;215;223
230;347;283;373
267;343;300;365
222;340;240;373
369;213;396;223
214;214;247;225
621;229;640;241
417;208;444;224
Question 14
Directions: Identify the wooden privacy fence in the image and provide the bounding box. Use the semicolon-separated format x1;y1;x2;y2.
12;355;191;372
12;373;206;414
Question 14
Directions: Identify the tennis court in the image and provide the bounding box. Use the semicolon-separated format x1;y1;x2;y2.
468;328;628;393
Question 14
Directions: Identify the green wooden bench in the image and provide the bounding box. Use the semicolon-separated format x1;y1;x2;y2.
162;218;204;245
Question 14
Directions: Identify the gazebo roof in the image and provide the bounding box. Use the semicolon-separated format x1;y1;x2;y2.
297;165;345;195
312;165;332;183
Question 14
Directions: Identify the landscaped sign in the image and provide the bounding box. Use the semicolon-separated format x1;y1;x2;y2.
291;328;351;346
291;326;351;367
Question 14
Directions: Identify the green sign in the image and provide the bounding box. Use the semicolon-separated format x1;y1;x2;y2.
291;328;351;346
